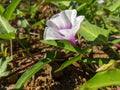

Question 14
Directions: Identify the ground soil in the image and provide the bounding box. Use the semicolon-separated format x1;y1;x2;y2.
0;44;119;90
0;44;93;90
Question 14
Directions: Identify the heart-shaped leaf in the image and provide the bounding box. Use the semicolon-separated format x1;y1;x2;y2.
79;21;109;44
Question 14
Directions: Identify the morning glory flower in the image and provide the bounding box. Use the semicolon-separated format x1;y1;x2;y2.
98;0;104;4
44;9;84;45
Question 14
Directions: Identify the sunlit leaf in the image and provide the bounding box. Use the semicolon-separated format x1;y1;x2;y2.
80;69;120;90
3;0;22;20
0;56;12;77
111;39;120;44
0;16;16;39
105;0;120;12
79;21;109;44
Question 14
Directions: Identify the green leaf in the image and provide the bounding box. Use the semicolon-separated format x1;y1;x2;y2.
41;40;92;54
51;1;71;10
0;32;15;40
17;18;29;28
0;56;12;77
83;58;109;65
32;19;45;27
41;40;78;52
0;5;4;15
0;71;10;77
79;21;109;44
111;38;120;44
55;55;81;72
80;69;120;90
15;51;56;89
46;0;92;3
0;16;16;39
107;17;120;22
105;0;120;12
3;0;21;20
77;3;87;12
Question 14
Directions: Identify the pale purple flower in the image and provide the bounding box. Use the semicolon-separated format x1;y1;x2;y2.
44;9;84;45
98;0;104;4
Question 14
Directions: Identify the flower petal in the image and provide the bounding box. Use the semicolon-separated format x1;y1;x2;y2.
72;16;85;34
64;9;77;26
47;10;72;29
46;20;58;29
76;15;85;24
44;27;62;40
